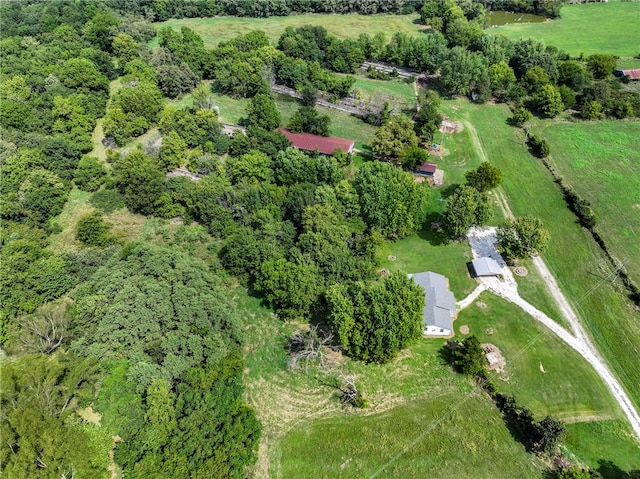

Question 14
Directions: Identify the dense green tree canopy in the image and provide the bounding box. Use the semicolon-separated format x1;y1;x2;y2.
246;93;282;131
325;271;424;363
465;162;503;193
370;115;419;160
112;149;166;215
288;106;331;136
442;185;492;239
497;216;550;259
115;353;260;479
352;161;430;239
1;353;106;479
72;242;244;389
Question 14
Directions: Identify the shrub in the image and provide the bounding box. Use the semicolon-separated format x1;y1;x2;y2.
527;135;550;158
75;212;118;247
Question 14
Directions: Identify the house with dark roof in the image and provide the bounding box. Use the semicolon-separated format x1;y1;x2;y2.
277;128;355;155
471;257;503;277
410;272;457;337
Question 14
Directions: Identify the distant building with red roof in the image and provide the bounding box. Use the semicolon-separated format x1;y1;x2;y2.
277;128;355;155
415;161;438;176
615;69;640;80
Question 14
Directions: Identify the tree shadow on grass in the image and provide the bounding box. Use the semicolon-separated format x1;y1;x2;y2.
416;213;448;246
597;460;636;479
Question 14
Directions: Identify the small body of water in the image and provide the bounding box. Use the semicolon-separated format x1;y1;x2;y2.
487;11;547;26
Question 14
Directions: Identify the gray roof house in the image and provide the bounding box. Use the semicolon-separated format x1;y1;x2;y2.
410;272;457;337
471;257;503;277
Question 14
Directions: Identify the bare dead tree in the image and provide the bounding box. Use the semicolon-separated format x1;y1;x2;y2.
337;373;368;408
287;325;334;371
339;374;359;404
17;302;69;354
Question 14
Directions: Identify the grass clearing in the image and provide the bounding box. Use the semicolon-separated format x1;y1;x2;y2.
440;98;640;413
352;75;416;114
280;393;544;479
563;420;640;471
457;293;619;420
379;231;477;299
490;2;640;57
542;121;640;286
512;257;568;330
152;13;422;48
48;188;95;253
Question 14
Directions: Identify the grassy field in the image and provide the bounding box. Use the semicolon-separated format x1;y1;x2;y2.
458;293;619;421
152;13;422;48
251;288;632;478
490;2;640;57
172;87;378;150
542;121;640;287
563;420;640;471
280;394;545;479
439;99;640;414
352;75;416;115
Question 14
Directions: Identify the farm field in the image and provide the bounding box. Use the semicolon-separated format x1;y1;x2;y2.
152;13;422;48
490;2;640;57
439;99;640;414
280;394;545;479
543;121;640;287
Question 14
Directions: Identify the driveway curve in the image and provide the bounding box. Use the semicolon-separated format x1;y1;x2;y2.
465;227;640;441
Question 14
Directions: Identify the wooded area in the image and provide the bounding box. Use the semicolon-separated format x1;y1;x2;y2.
1;0;639;477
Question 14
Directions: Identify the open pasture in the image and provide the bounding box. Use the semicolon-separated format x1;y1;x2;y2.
543;121;640;287
152;13;422;48
490;2;640;57
439;99;640;413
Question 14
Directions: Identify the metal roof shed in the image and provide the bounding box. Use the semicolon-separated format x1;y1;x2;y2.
472;257;503;277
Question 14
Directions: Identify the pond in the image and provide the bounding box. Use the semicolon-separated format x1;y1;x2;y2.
487;11;547;26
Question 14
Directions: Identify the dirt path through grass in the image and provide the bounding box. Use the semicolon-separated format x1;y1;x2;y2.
462;225;640;441
462;128;640;441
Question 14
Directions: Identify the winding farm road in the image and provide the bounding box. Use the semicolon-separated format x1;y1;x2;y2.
459;122;640;441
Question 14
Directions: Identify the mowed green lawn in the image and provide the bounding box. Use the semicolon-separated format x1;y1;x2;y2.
153;13;422;48
490;2;640;56
276;292;635;479
440;99;640;414
543;121;640;287
457;293;619;421
280;394;545;479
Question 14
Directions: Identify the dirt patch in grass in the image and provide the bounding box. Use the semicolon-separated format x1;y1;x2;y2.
514;266;528;277
77;405;102;426
459;325;470;335
104;208;147;243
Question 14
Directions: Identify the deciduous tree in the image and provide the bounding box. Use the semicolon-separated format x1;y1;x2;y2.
441;185;492;239
325;271;424;363
370;115;418;160
497;216;550;259
465;162;503;193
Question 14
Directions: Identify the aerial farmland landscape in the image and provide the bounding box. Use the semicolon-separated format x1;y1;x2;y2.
1;1;639;478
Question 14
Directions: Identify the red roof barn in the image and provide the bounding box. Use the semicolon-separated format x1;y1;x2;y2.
415;161;438;176
615;69;640;80
277;128;355;155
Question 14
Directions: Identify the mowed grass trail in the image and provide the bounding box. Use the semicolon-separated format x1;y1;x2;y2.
543;121;640;287
490;2;640;57
153;13;422;47
440;99;640;414
280;394;545;479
